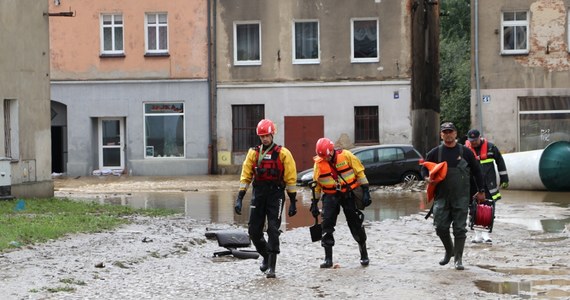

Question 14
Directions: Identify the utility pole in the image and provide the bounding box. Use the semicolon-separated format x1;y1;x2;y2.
411;0;441;156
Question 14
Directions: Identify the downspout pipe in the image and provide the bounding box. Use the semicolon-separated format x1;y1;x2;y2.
474;0;483;135
207;0;218;174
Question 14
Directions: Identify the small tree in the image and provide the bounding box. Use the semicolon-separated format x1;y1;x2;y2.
439;0;471;138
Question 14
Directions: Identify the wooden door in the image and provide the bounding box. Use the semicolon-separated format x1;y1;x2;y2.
284;116;324;171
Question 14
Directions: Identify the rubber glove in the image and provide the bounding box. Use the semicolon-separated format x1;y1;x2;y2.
310;199;320;217
361;184;372;207
287;192;297;217
234;190;246;215
500;181;509;189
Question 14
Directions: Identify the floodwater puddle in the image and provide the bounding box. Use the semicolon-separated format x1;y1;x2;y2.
60;179;570;233
69;188;429;229
497;190;570;233
475;278;570;298
478;266;570;276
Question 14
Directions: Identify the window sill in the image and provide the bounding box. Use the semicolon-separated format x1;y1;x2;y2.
500;51;529;56
144;52;170;58
100;53;126;58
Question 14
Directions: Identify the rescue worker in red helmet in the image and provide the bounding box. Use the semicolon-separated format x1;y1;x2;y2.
234;119;298;278
310;138;372;268
465;129;509;243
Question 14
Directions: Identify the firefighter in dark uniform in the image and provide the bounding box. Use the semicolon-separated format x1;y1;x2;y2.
465;129;509;243
310;138;371;268
421;122;485;270
234;119;298;278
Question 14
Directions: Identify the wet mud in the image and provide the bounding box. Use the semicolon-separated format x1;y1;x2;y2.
0;176;568;299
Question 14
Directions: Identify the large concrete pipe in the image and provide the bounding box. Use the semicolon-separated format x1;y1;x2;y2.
502;141;570;191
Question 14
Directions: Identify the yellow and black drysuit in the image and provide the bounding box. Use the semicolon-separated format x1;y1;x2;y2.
237;142;297;275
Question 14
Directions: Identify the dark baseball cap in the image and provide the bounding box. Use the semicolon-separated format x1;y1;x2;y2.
440;122;456;132
467;129;480;141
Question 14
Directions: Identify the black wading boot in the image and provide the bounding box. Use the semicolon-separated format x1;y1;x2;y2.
454;237;466;270
259;253;269;272
266;253;277;278
359;242;369;266
438;233;454;266
320;246;333;268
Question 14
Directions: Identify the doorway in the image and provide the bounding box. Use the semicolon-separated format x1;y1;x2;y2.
98;118;125;170
284;116;324;171
51;126;65;173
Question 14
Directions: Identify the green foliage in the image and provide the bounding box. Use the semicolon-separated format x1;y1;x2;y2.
0;198;175;252
439;0;471;137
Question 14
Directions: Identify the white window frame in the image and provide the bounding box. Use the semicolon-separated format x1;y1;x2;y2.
501;11;530;55
292;20;320;64
100;13;124;55
143;102;185;159
351;18;379;63
98;118;125;170
233;21;262;66
145;12;169;54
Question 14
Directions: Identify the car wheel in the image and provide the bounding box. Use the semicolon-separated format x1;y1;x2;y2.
401;171;419;184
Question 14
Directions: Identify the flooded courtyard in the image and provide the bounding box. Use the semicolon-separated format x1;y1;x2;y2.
53;175;570;234
0;175;568;299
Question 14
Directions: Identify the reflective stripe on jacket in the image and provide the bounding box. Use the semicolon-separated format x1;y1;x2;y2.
315;150;360;194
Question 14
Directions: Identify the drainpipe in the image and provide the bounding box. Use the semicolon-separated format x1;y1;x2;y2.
207;0;218;174
474;0;483;135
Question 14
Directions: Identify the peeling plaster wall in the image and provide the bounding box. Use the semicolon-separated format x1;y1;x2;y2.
516;1;570;72
471;0;570;152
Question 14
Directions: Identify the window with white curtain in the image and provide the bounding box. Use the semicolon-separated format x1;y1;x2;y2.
351;18;379;63
101;14;124;55
145;13;168;54
293;20;320;64
234;21;261;66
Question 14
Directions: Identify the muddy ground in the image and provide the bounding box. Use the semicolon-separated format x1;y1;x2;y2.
1;176;569;299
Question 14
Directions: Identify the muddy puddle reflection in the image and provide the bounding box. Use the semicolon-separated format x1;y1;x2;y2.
475;278;570;299
69;183;570;233
81;187;428;230
500;190;570;233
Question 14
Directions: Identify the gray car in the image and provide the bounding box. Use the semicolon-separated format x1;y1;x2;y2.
297;144;424;186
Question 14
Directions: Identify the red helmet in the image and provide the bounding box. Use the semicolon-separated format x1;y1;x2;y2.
256;119;276;136
315;138;335;158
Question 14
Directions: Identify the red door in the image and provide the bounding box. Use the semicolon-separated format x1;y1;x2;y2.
284;116;324;171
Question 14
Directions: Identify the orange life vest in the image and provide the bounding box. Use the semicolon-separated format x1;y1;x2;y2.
465;138;488;160
315;150;360;194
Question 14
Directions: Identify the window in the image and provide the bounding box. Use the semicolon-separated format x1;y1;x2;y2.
501;11;529;55
379;147;403;162
144;103;184;158
145;13;168;54
356;149;375;164
519;96;570;151
293;20;319;64
351;18;379;63
3;99;19;159
234;21;261;65
232;105;264;152
100;14;124;55
355;106;379;144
